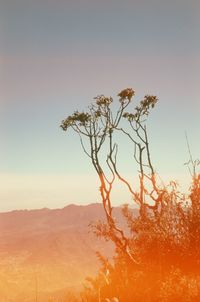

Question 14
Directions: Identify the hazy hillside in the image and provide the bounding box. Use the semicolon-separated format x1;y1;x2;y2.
0;203;130;302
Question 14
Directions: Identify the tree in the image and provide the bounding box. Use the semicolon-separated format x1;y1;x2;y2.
61;88;200;302
61;89;158;261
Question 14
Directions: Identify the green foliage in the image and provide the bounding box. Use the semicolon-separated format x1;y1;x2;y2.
61;111;92;131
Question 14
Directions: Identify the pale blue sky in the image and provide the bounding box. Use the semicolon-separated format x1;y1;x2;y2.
0;0;199;211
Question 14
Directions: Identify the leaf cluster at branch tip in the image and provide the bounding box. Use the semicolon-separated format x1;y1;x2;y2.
94;95;113;106
60;111;91;131
118;88;135;102
123;95;158;121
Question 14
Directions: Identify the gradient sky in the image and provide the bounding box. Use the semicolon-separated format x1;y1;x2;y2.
0;0;199;211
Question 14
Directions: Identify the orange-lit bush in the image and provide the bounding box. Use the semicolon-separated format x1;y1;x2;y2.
80;175;200;302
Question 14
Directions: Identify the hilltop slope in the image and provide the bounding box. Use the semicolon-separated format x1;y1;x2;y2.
0;203;129;301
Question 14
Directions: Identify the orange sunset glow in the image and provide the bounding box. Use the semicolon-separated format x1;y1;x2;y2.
1;0;200;301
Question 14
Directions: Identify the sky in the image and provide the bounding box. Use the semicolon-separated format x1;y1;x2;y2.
0;0;199;211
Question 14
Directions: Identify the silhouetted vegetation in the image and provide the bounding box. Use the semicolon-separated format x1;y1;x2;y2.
61;88;200;301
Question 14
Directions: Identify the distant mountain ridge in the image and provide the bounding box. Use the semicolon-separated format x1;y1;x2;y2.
0;203;133;302
0;203;106;231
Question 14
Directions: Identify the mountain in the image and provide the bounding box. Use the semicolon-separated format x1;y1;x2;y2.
0;203;130;302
